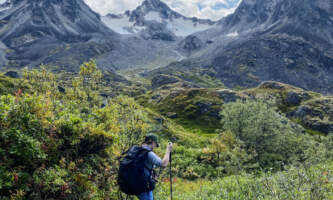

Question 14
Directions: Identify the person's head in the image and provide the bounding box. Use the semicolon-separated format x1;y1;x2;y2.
143;134;160;150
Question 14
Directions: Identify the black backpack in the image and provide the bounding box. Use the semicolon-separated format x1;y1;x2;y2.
118;145;156;195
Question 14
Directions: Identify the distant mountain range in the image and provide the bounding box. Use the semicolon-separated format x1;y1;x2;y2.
102;0;215;39
0;0;333;94
148;0;333;94
0;0;210;71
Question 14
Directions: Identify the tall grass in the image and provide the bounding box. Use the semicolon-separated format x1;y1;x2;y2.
155;162;333;200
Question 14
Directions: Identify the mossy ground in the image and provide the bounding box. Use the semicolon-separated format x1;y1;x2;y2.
138;79;332;138
137;88;224;136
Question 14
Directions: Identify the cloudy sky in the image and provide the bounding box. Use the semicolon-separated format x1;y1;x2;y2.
84;0;241;21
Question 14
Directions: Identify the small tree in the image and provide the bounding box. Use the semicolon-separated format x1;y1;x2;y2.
79;60;102;91
77;60;103;106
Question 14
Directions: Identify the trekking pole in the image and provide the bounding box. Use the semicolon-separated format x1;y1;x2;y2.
170;150;173;200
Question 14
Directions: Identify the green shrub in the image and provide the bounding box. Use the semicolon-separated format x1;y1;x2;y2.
220;99;318;170
0;88;150;199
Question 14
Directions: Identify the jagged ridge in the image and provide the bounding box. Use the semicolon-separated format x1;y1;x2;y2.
149;0;333;94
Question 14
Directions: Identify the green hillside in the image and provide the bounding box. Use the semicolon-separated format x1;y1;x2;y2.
0;62;333;199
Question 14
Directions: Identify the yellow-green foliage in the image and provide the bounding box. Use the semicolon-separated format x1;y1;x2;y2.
201;131;255;175
174;69;225;88
1;63;333;199
139;88;224;134
23;65;58;95
0;63;153;199
79;60;102;91
0;91;152;199
155;162;333;200
220;99;324;170
0;74;31;95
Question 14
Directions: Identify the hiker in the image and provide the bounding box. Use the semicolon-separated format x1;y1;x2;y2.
118;134;173;200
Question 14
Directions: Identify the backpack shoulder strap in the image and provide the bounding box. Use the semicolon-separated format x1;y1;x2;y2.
136;147;152;158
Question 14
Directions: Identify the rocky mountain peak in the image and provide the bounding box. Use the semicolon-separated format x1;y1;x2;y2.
141;0;164;10
0;0;117;69
0;0;111;44
0;0;12;11
130;0;181;20
219;0;333;42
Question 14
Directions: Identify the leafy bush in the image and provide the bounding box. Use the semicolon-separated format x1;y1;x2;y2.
200;131;255;176
220;99;319;170
0;63;152;199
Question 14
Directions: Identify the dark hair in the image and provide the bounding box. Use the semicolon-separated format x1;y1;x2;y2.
143;140;154;145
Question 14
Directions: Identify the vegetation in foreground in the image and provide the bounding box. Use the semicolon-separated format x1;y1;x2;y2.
156;162;333;200
0;61;333;199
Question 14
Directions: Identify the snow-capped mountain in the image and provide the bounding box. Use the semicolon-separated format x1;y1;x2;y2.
0;0;118;69
148;0;333;94
0;0;115;43
1;0;332;95
0;0;11;12
102;0;216;39
0;0;192;71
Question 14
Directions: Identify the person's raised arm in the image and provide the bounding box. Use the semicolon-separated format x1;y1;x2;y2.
162;142;173;167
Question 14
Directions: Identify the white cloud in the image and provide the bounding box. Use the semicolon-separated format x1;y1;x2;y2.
84;0;241;21
84;0;144;15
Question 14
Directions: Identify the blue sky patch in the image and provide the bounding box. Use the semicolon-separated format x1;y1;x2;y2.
197;2;206;11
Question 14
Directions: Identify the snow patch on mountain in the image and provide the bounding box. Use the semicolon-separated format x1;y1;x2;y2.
102;15;136;34
102;0;216;38
226;31;238;37
0;0;12;12
166;18;215;37
145;11;163;23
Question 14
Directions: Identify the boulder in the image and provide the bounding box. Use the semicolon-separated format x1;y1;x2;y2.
151;74;179;89
154;117;164;124
4;71;20;78
291;106;324;119
305;119;333;135
101;100;108;108
100;93;109;98
285;91;302;105
217;89;241;103
195;102;213;115
151;93;162;102
166;112;177;119
58;86;66;93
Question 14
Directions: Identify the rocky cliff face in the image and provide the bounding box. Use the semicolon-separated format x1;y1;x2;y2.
0;0;118;70
0;0;112;42
149;0;333;94
0;0;209;71
220;0;333;44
